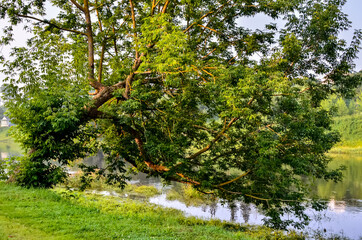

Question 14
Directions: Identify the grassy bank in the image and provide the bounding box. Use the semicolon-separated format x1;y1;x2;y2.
0;182;305;240
0;127;13;142
329;114;362;154
0;127;23;155
328;146;362;154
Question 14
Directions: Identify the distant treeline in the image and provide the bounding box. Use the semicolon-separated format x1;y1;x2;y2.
321;87;362;117
332;114;362;147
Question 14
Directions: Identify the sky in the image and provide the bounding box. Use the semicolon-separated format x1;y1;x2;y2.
0;0;362;92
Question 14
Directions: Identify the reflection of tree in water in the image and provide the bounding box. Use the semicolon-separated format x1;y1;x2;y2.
228;201;238;222
130;172;160;185
83;151;105;168
83;153;161;185
344;189;352;202
0;152;9;161
239;201;251;223
209;201;217;218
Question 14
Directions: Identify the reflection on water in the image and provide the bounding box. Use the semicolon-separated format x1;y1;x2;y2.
134;154;362;239
315;154;362;201
149;194;264;225
148;193;362;239
240;202;252;223
0;152;9;160
0;140;23;159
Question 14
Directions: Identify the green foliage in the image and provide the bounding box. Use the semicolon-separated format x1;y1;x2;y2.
0;156;20;181
0;162;5;181
321;73;362;117
320;79;362;149
1;0;362;229
12;156;68;188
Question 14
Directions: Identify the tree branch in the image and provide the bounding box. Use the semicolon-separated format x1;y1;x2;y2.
201;48;216;59
186;117;239;159
151;0;161;15
16;14;87;36
95;0;103;32
184;0;232;33
69;0;85;12
161;0;170;14
129;0;139;59
98;41;106;82
216;170;251;187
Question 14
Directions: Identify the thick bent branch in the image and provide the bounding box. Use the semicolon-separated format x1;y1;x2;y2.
186;117;239;159
216;170;251;187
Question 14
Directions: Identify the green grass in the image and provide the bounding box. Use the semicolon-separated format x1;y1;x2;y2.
0;127;11;141
0;127;23;155
0;182;306;240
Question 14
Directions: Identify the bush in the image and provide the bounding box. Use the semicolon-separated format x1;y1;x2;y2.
14;156;67;188
0;159;6;180
0;156;20;181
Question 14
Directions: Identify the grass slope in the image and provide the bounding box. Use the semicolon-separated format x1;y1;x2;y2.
0;127;23;155
0;128;10;141
0;183;305;240
330;114;362;153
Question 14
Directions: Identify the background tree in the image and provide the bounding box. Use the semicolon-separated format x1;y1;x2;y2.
0;106;5;119
336;97;349;116
1;0;362;228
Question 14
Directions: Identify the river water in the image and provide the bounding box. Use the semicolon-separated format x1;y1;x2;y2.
1;141;361;239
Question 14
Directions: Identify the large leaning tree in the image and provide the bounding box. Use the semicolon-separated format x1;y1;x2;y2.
1;0;361;228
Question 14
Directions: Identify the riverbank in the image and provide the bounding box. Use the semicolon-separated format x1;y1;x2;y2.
0;182;306;240
0;127;22;155
0;127;11;142
328;146;362;154
328;114;362;154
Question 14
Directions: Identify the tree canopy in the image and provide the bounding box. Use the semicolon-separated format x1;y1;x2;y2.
1;0;362;228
